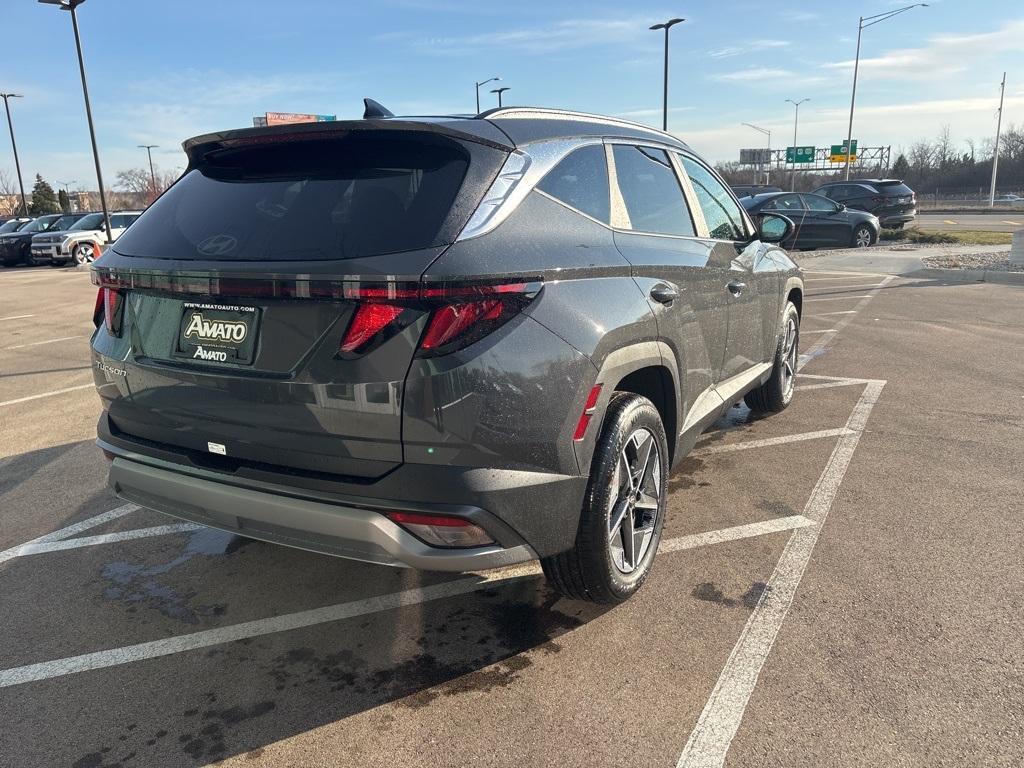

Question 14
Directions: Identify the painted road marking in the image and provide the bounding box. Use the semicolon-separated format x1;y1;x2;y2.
803;295;874;302
797;381;865;392
677;378;885;768
806;284;886;293
693;429;854;456
1002;220;1021;225
803;270;886;277
0;314;35;322
11;524;203;558
800;277;895;362
811;310;858;316
0;515;816;688
943;219;957;225
799;329;837;334
5;335;84;350
0;383;94;409
0;504;139;565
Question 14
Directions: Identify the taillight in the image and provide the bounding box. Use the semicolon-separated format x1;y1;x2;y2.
384;511;494;548
92;287;125;335
871;196;886;204
338;280;541;358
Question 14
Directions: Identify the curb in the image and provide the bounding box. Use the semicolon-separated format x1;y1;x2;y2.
903;267;1024;286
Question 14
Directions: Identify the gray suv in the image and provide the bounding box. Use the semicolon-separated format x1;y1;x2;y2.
90;105;803;603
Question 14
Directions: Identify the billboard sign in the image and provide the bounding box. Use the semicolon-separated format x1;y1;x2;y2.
264;112;337;126
740;148;771;165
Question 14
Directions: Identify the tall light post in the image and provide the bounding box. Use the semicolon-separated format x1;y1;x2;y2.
38;0;112;242
741;122;772;185
490;87;511;108
649;18;685;132
843;3;927;180
474;76;500;114
138;144;158;196
988;72;1006;208
785;98;809;191
56;179;76;211
0;93;28;216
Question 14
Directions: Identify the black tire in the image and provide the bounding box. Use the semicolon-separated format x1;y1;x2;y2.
745;301;800;413
852;224;874;248
542;392;668;603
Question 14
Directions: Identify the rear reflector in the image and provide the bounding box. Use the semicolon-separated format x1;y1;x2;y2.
573;384;603;441
385;511;494;548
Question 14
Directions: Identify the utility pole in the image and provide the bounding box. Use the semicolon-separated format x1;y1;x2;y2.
139;144;158;196
988;72;1006;208
0;93;28;215
786;98;809;191
649;18;685;132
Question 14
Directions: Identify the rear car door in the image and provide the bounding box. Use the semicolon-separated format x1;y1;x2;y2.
676;153;773;383
800;193;848;246
607;143;728;411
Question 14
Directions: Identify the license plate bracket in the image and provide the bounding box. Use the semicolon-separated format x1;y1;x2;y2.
173;302;260;365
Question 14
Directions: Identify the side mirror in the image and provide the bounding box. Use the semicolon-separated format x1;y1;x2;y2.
837;203;847;211
755;212;794;244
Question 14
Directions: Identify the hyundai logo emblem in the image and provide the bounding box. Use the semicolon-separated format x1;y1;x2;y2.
197;234;238;256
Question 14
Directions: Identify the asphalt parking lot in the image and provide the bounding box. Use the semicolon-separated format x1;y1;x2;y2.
1;262;1022;767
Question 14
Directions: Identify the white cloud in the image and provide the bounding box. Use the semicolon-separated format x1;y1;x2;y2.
712;68;795;82
709;40;789;59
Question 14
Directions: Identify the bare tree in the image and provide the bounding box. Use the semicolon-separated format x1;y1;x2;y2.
908;140;936;170
934;125;953;168
0;169;19;216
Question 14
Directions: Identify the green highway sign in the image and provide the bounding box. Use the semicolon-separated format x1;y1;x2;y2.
830;140;858;162
786;146;815;164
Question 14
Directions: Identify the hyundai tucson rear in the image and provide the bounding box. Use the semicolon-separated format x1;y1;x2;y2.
92;108;802;603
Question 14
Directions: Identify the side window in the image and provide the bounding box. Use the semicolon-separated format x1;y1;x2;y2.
763;194;805;212
610;145;695;236
678;155;747;241
802;194;839;212
536;144;610;224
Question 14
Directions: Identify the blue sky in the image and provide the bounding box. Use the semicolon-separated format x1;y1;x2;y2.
2;0;1021;191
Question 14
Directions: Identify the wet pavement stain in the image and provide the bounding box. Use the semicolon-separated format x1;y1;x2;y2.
755;499;799;517
100;528;247;623
692;581;770;609
668;456;707;491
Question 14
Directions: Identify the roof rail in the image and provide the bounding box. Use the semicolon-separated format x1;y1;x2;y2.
477;106;677;139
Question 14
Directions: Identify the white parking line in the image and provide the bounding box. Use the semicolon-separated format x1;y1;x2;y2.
0;314;35;321
797;381;865;392
0;504;138;565
12;524;203;558
806;284;886;293
0;515;818;688
812;310;858;316
0;383;94;408
676;379;885;768
5;335;84;350
803;295;874;302
693;429;853;455
800;277;895;361
798;329;837;334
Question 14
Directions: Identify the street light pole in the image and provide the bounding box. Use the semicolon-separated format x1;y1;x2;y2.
649;18;685;132
39;0;112;242
844;3;927;180
741;122;772;185
0;93;28;216
988;72;1006;208
138;144;158;196
490;87;511;108
785;98;809;191
474;76;500;114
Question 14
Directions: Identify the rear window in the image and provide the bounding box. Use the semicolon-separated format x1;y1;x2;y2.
872;181;914;196
113;133;474;261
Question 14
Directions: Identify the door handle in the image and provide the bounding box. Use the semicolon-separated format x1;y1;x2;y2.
650;285;679;305
727;281;746;296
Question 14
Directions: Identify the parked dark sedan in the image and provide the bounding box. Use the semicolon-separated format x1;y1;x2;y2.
741;192;880;249
812;178;916;229
0;213;82;267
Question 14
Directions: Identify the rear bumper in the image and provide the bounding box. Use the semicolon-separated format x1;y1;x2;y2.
107;454;540;571
878;211;916;227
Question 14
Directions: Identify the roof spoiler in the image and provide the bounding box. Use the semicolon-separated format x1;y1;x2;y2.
363;98;394;119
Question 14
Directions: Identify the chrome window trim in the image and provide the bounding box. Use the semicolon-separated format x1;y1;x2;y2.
455;137;605;242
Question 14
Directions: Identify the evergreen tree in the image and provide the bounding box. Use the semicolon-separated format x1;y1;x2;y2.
28;175;60;215
892;154;910;179
58;188;71;214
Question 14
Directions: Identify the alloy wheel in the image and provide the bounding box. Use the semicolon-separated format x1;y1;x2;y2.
781;316;798;399
854;227;872;248
74;244;95;265
608;427;662;574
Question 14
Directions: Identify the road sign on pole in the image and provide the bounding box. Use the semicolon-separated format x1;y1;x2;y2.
830;140;858;163
786;146;815;164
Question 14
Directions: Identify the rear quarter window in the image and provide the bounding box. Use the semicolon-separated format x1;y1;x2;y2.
536;144;610;224
112;132;480;261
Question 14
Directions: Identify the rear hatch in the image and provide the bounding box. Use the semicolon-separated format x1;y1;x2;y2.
872;180;916;215
93;123;509;480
